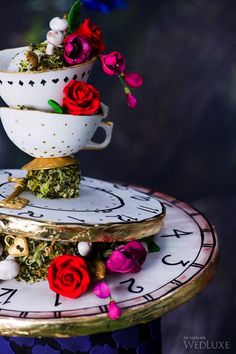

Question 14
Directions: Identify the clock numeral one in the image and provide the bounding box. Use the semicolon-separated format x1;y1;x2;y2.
54;293;62;307
17;210;44;218
120;278;144;293
162;255;190;267
161;229;193;239
0;288;18;305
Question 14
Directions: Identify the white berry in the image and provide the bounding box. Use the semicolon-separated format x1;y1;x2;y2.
0;256;20;280
77;242;92;257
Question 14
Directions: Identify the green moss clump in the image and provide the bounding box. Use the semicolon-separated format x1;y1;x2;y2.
0;238;77;283
26;165;81;199
18;43;67;72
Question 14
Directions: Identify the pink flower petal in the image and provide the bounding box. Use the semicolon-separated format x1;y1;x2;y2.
124;72;144;88
126;93;137;108
108;300;121;320
93;281;111;299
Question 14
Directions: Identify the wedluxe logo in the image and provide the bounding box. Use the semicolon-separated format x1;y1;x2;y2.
183;336;230;351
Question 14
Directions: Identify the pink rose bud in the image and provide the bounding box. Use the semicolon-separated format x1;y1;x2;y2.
126;93;138;109
106;241;147;273
124;72;144;88
108;300;121;320
93;281;111;299
100;51;126;76
64;33;93;65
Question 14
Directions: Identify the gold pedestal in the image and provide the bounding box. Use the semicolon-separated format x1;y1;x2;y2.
22;156;78;171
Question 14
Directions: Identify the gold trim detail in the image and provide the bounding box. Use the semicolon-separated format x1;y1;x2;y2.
0;212;165;242
22;157;78;171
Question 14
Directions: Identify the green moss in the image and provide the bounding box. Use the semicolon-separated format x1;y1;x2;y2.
18;43;67;72
26;165;81;199
0;239;77;283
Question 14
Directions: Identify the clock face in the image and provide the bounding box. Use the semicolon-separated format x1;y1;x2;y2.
0;170;165;242
0;182;218;337
0;170;164;225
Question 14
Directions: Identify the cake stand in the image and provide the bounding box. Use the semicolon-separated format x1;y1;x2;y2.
0;169;218;338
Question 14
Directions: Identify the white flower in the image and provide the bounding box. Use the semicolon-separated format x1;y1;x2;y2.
0;256;20;280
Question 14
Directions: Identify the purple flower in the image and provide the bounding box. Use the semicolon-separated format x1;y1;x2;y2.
82;0;127;13
108;300;122;320
106;241;147;273
100;51;126;76
94;281;111;298
64;33;93;65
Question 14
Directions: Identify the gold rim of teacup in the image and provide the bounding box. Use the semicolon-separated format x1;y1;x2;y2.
0;102;108;117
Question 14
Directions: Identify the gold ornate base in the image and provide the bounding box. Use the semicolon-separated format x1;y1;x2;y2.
22;156;78;171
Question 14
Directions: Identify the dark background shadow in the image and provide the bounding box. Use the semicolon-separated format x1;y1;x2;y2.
0;1;235;353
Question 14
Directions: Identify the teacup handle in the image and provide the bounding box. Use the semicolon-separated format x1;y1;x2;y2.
83;121;114;150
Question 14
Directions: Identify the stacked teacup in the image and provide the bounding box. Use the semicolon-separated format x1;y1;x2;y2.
0;45;112;171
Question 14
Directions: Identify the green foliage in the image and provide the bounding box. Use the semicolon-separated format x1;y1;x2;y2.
26;165;81;199
67;0;82;34
0;238;77;283
48;99;64;114
142;236;160;253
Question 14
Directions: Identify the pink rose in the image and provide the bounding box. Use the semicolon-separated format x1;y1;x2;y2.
100;51;125;76
106;241;147;273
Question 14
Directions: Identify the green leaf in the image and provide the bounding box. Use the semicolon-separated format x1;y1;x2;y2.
48;99;64;114
142;237;160;253
67;0;82;34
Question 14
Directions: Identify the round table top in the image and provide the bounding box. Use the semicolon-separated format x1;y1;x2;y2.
0;170;165;242
0;178;218;337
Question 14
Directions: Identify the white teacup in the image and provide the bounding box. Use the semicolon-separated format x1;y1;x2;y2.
0;103;113;158
0;46;95;111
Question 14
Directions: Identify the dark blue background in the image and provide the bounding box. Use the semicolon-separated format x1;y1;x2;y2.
0;1;235;353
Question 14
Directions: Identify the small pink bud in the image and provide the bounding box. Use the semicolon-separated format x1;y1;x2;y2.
124;72;144;88
93;281;111;299
108;300;121;320
126;93;137;108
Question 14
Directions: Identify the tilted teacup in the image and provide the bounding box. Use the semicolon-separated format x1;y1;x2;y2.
0;46;95;111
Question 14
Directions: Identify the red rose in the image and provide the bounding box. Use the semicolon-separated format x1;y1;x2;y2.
76;18;105;54
63;80;101;115
47;255;90;299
